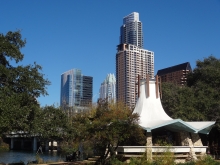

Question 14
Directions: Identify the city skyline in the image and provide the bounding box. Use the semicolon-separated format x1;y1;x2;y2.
2;1;220;106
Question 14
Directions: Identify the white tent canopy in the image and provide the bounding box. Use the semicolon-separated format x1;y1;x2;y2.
132;78;215;134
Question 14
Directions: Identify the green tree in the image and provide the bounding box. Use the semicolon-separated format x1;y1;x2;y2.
161;55;220;126
69;100;145;164
161;82;204;121
0;31;50;136
36;106;69;142
187;56;220;123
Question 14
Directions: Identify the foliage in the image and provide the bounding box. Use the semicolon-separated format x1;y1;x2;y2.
178;156;220;165
105;154;220;165
106;149;175;165
194;155;220;165
36;105;69;142
153;151;175;165
68;99;145;164
35;155;44;164
0;31;50;135
187;56;220;125
161;82;204;121
0;137;9;151
161;56;220;124
153;138;172;146
177;162;195;165
129;156;152;165
107;157;125;165
60;140;79;155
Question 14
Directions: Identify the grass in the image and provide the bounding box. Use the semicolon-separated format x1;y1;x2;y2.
107;151;220;165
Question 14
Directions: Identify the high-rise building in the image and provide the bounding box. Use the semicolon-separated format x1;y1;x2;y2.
60;69;93;107
99;73;116;102
116;12;154;107
157;62;192;86
120;12;143;48
82;76;93;105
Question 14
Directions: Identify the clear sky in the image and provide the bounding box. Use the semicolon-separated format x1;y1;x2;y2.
1;0;220;106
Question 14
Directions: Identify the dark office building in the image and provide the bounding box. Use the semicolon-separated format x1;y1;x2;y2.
157;62;192;86
81;76;93;106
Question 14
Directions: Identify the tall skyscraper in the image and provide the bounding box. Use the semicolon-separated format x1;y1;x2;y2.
99;73;116;102
120;12;143;48
60;69;93;108
82;76;93;105
116;12;154;107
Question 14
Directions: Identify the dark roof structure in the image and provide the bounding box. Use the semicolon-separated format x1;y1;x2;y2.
157;62;192;76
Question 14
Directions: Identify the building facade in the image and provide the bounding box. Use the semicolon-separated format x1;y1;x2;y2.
116;12;154;107
120;12;143;48
157;62;192;85
116;44;154;107
82;76;93;106
60;69;93;108
99;73;116;102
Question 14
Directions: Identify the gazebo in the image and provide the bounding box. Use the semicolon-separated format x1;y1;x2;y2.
117;75;215;161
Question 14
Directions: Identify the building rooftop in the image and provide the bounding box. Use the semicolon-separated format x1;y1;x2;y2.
123;12;139;24
102;73;116;84
157;62;192;76
132;78;215;134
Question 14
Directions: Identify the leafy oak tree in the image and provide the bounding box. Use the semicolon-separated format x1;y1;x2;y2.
35;106;69;143
69;100;145;164
0;31;50;136
187;56;220;123
161;82;204;121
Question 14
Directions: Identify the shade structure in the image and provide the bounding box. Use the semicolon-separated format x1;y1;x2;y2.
132;78;215;134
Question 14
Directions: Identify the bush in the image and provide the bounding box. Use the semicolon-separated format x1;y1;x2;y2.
0;137;9;151
194;155;220;165
60;141;78;156
129;157;152;165
177;155;220;165
35;155;44;164
177;161;195;165
92;149;220;165
108;157;125;165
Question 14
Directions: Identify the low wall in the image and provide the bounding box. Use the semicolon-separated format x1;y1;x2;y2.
117;146;207;153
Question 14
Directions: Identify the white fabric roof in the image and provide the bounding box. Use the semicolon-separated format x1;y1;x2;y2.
132;79;215;134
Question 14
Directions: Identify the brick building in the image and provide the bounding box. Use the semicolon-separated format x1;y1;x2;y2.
157;62;192;85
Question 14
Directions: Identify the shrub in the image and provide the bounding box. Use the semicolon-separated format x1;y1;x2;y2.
153;151;175;165
108;157;125;165
35;155;44;164
0;137;9;151
194;155;220;165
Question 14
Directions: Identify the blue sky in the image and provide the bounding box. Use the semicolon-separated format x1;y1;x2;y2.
1;0;220;106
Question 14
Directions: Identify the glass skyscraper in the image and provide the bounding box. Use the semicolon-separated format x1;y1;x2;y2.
120;12;143;48
99;73;116;102
60;69;93;107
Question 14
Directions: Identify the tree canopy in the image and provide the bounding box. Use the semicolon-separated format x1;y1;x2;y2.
35;106;69;141
161;55;220;127
0;31;50;135
67;100;145;164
